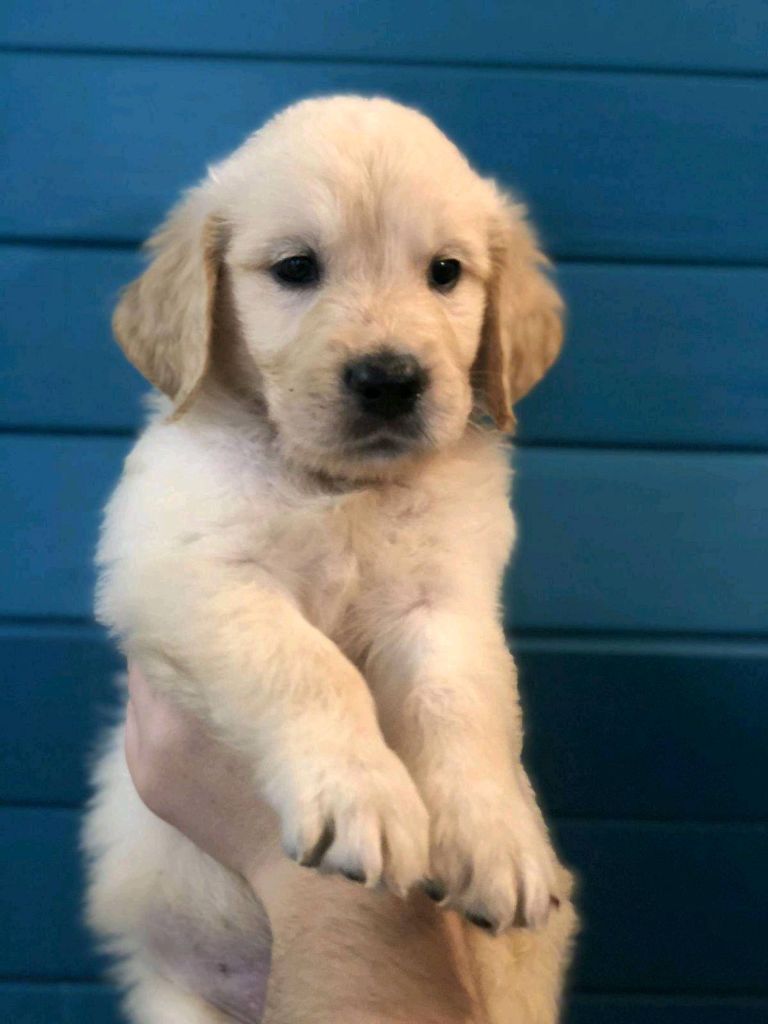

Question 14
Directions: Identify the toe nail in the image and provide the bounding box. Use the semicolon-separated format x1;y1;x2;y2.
466;912;495;932
299;821;336;869
342;869;366;885
550;895;561;909
424;880;446;903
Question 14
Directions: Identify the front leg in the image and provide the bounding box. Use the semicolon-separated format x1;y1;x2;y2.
111;555;429;894
367;607;558;932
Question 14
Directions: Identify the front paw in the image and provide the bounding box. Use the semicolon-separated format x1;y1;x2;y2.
424;772;558;933
270;742;430;897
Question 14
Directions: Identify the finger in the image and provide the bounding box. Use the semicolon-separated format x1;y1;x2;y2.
123;698;147;792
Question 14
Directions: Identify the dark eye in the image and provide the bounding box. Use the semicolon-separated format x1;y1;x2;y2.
271;253;320;287
428;257;462;292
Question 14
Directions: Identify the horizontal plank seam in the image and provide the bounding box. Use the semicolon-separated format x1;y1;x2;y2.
0;616;100;627
6;623;768;660
573;991;768;1003
3;236;768;270
515;440;768;454
4;616;768;648
1;42;767;81
3;426;768;457
4;802;768;828
508;627;768;643
0;426;138;439
556;255;768;270
0;236;141;251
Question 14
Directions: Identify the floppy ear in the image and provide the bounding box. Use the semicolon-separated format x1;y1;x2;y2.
113;192;223;416
475;200;564;431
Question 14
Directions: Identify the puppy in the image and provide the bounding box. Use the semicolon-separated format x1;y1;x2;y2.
84;96;576;1023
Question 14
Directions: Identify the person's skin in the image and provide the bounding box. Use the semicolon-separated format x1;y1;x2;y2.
125;661;272;881
123;663;488;1024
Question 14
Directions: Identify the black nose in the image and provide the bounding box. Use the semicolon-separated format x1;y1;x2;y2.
343;352;427;420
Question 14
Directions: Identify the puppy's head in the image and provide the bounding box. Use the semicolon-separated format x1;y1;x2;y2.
114;96;562;477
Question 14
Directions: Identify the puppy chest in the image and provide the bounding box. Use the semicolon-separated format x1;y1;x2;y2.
299;542;361;637
261;507;362;636
261;487;434;643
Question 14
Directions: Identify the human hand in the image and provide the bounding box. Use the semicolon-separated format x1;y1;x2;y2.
124;661;274;880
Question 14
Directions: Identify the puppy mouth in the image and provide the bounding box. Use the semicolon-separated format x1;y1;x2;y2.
348;434;410;457
342;419;425;459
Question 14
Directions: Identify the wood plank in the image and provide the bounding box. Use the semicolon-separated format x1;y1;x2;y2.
516;638;768;821
3;54;767;261
0;810;104;979
568;996;768;1024
524;264;768;449
4;247;768;449
0;246;146;431
3;626;768;822
2;437;767;633
1;1;766;74
3;808;766;992
507;448;768;634
0;436;127;619
0;626;121;806
1;985;767;1024
0;984;121;1024
561;820;768;994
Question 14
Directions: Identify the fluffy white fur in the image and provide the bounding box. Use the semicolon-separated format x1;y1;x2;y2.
84;96;576;1023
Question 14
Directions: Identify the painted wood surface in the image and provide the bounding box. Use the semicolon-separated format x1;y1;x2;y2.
2;1;767;73
3;55;767;262
3;626;767;823
4;436;767;632
3;808;767;993
2;2;766;1016
0;986;120;1024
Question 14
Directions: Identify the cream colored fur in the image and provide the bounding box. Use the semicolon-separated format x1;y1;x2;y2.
84;96;575;1023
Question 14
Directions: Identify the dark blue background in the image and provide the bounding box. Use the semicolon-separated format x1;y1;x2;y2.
1;4;767;1021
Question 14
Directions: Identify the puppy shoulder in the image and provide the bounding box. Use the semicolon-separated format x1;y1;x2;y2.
425;432;513;519
405;432;516;564
98;406;274;567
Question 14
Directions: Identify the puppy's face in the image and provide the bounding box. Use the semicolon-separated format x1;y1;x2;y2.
114;97;563;479
222;103;492;475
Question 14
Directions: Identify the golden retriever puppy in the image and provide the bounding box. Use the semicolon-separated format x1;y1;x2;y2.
84;95;576;1023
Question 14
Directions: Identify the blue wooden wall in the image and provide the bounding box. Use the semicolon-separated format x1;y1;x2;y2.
1;4;767;1021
